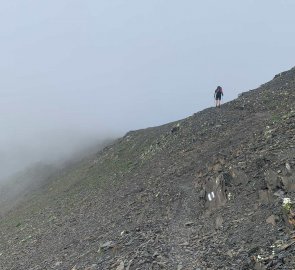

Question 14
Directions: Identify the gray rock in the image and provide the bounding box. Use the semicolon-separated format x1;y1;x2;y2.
258;189;273;204
265;169;281;191
100;241;115;250
215;216;223;229
85;264;98;270
116;261;124;270
266;215;278;226
177;263;183;270
281;175;295;191
185;221;194;226
230;168;249;185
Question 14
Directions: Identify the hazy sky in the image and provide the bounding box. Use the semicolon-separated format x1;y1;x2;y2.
0;0;294;177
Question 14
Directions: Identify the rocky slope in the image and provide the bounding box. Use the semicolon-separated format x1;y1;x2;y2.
0;68;295;270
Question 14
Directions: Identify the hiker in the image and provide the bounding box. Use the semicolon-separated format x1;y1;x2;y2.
214;86;223;108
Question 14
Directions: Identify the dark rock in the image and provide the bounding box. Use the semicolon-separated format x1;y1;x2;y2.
266;215;278;226
281;175;295;191
264;169;281;191
258;189;273;204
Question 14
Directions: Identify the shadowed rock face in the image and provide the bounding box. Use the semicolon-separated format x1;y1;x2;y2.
0;67;295;269
204;173;228;210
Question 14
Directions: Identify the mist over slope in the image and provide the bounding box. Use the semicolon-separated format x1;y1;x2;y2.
0;137;115;215
0;129;117;181
0;67;295;269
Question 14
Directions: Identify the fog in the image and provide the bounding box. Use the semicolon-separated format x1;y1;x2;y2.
0;1;295;180
0;129;115;180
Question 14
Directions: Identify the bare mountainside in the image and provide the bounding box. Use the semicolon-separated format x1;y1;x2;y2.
0;68;295;270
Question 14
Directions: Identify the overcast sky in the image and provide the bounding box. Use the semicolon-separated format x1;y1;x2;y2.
0;0;294;178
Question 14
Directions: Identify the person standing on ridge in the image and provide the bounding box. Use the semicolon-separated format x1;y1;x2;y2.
214;86;223;108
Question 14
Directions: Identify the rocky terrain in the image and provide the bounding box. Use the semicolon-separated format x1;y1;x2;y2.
0;67;295;270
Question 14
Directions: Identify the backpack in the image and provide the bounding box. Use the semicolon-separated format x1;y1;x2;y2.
215;87;222;94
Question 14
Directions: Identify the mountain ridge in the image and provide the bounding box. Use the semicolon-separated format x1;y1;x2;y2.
0;67;295;269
